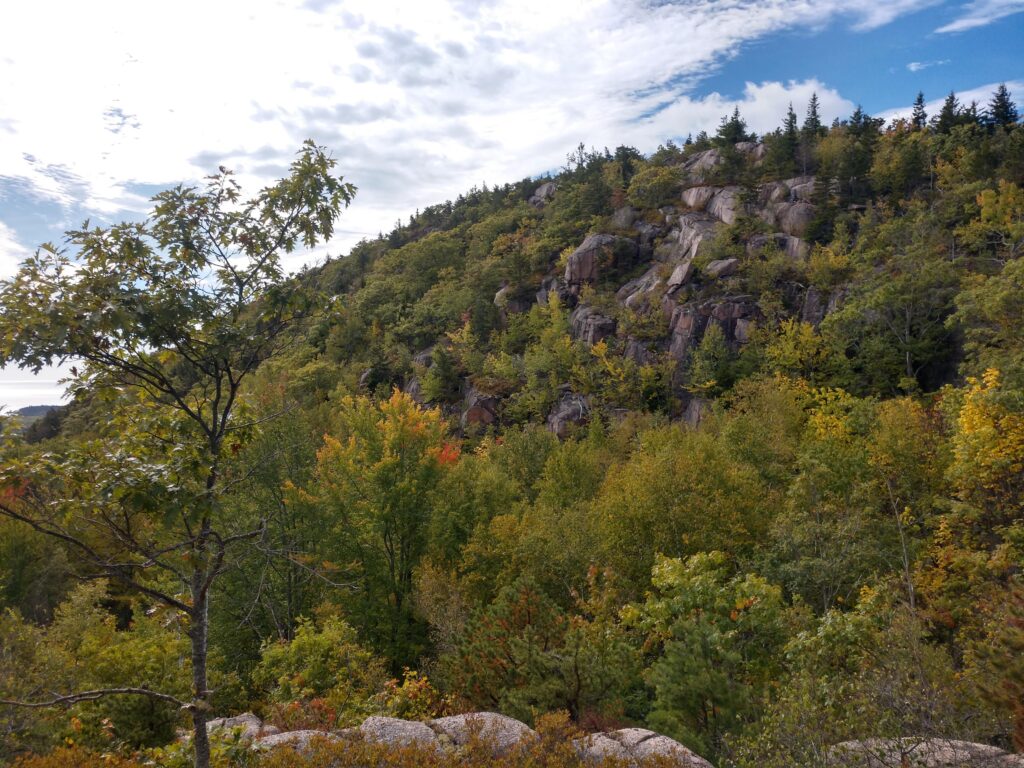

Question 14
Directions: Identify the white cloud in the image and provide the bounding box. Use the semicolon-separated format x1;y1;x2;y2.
907;59;951;72
936;0;1024;32
877;79;1024;122
0;0;949;277
0;221;30;279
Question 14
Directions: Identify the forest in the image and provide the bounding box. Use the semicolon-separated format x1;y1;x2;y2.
0;86;1023;768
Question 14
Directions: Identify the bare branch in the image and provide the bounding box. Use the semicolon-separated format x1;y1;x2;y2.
0;687;192;710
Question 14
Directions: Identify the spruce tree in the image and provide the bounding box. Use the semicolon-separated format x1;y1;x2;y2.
933;91;962;134
911;91;928;130
803;93;823;137
715;107;752;146
988;83;1020;128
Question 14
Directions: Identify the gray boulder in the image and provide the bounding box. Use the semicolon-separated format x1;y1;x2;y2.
429;712;536;756
537;275;572;307
547;391;590;439
774;200;815;237
610;206;637;229
461;387;499;429
680;148;723;184
529;181;557;208
829;737;1024;767
252;729;341;752
674;213;719;263
587;728;713;767
360;716;439;749
564;234;617;290
617;264;665;310
706;186;742;225
669;297;760;359
570;305;617;346
704;258;740;279
680;185;717;210
667;260;695;291
206;712;276;741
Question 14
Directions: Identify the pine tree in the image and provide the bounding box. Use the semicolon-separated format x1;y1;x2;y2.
988;83;1020;128
803;93;823;137
933;91;962;134
911;91;928;130
714;107;752;146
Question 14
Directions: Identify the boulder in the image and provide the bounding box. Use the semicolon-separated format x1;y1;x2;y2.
680;148;722;184
735;141;766;161
412;346;435;368
617;264;664;310
528;181;557;208
494;284;533;315
537;276;572;307
669;297;759;359
706;186;742;225
704;258;740;279
564;233;632;291
683;397;711;428
610;206;637;229
599;728;713;767
624;337;662;366
547;391;589;439
252;730;341;752
360;716;439;749
667;261;695;291
747;233;809;261
574;733;630;762
461;387;499;429
570;305;617;346
206;713;274;742
784;175;816;202
429;712;536;756
774;200;815;237
674;213;719;263
680;185;717;211
829;738;1024;767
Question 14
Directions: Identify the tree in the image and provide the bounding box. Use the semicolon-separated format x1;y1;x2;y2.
912;91;928;131
0;141;354;768
933;91;965;134
715;107;753;146
799;93;824;174
988;84;1019;128
296;391;451;669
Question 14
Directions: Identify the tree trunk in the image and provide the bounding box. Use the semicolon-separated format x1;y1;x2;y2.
190;565;212;768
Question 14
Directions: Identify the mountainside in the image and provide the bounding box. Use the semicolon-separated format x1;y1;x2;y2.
1;92;1024;768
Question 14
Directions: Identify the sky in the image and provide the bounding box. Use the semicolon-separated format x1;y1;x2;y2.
1;0;1022;411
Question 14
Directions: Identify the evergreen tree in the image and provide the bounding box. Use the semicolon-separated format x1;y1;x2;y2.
933;91;963;134
715;107;753;146
988;83;1020;128
803;93;823;137
911;91;928;130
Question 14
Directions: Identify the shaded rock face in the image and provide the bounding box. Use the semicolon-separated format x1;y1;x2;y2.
610;206;637;229
680;148;722;184
747;233;810;261
529;181;557;208
564;234;637;294
461;387;499;429
704;258;739;280
570;305;617;346
682;396;711;428
769;200;815;238
617;264;665;310
669;297;760;359
681;185;717;210
706;186;742;225
547;391;590;439
667;261;695;292
801;286;845;326
537;275;573;307
829;738;1024;767
669;213;719;264
575;728;714;767
624;337;663;366
495;284;534;315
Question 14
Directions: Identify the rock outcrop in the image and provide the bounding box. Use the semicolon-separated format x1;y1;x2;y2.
547;391;590;438
430;712;537;755
669;297;760;359
829;738;1024;767
461;387;500;429
564;234;637;295
574;728;713;766
703;258;739;280
529;181;557;208
206;712;279;741
570;304;617;346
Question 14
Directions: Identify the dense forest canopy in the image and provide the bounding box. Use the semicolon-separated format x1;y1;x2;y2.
1;85;1023;768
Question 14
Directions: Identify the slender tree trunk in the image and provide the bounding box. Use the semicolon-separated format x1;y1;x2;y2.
190;562;212;768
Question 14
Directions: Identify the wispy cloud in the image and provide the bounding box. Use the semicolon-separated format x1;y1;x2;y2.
0;0;969;277
907;59;951;72
936;0;1024;32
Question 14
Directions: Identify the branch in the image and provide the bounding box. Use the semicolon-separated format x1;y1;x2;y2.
0;687;192;710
